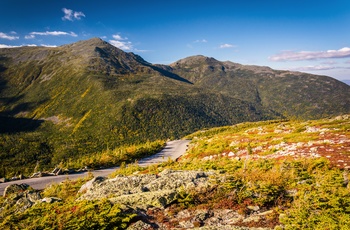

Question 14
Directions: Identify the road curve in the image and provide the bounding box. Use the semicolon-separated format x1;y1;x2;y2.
0;140;190;195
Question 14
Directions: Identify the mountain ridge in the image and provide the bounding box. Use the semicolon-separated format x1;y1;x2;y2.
0;37;349;177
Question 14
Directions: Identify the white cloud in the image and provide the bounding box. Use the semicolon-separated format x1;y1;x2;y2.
109;40;133;50
25;34;35;39
269;47;350;61
112;34;125;40
62;8;85;21
291;65;350;72
0;44;20;48
0;32;19;40
73;11;85;20
0;43;57;49
109;34;133;50
27;31;78;39
219;43;235;48
0;44;36;48
40;44;57;47
194;39;207;43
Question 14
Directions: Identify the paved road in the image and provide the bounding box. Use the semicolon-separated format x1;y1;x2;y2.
0;139;190;195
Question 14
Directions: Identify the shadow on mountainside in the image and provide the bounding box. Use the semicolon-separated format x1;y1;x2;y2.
0;116;43;134
0;60;44;134
147;64;193;84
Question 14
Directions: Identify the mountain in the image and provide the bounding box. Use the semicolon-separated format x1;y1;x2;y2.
0;38;350;177
167;55;350;118
342;80;350;86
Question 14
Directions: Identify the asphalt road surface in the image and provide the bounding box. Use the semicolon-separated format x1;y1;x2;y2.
0;139;190;195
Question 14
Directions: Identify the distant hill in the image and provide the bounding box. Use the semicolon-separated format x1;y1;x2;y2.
1;38;350;177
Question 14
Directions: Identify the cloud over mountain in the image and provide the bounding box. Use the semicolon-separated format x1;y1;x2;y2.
270;47;350;61
25;31;78;39
109;34;133;50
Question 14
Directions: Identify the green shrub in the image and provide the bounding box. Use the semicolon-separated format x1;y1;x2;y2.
0;199;136;230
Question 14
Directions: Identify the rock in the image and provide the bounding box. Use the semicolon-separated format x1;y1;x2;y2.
127;220;155;230
30;171;54;178
2;190;42;213
0;177;7;183
10;176;19;181
286;189;297;196
26;191;42;202
77;174;156;199
18;174;26;180
31;172;41;178
179;219;195;228
242;215;262;223
205;209;243;226
196;226;271;230
77;176;106;194
51;167;60;175
15;197;34;213
110;190;178;209
257;210;274;216
78;170;214;210
14;191;42;213
145;170;209;192
247;205;260;212
3;183;30;197
40;197;62;204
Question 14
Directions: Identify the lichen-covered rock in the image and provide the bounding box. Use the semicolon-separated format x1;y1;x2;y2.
127;220;155;230
2;190;42;213
146;170;210;191
78;170;214;209
110;189;178;209
3;183;30;197
78;174;157;199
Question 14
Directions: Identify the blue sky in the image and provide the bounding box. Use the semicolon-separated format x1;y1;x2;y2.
1;0;350;80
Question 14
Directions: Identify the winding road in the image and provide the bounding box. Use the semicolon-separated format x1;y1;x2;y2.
0;140;190;195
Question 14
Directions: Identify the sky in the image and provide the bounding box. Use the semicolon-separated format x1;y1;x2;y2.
1;0;350;81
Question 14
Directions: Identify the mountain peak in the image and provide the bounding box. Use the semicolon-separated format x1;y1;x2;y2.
61;37;111;50
170;55;219;67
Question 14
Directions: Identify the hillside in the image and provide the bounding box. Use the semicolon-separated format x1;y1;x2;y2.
1;115;350;229
0;38;350;177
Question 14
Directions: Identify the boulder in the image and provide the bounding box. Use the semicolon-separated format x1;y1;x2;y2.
40;197;62;204
3;183;30;197
0;177;7;183
2;188;42;213
78;170;214;210
109;189;178;209
78;174;157;200
127;220;155;230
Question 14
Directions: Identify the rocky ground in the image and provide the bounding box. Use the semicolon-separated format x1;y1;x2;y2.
1;115;349;229
198;115;350;169
1;169;279;229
